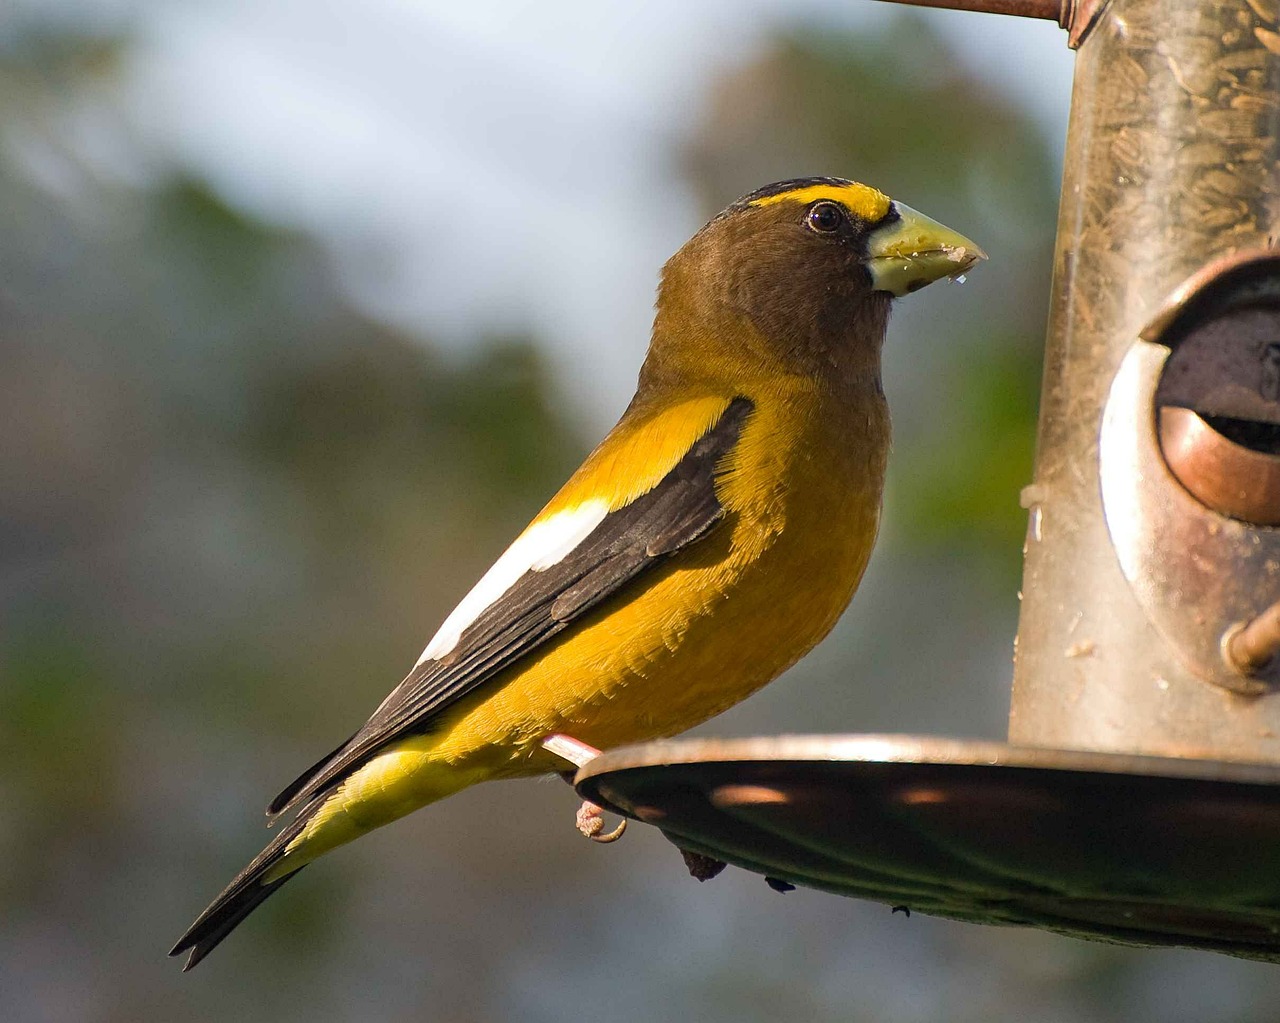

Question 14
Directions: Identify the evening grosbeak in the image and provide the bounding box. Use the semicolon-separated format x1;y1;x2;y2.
171;177;983;969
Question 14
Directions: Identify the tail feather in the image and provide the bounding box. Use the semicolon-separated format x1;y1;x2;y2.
266;732;354;818
171;871;301;971
170;795;325;970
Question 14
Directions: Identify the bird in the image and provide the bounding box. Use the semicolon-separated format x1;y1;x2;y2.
170;176;983;970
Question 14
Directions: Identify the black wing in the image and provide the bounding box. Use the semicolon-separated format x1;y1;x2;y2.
268;396;753;816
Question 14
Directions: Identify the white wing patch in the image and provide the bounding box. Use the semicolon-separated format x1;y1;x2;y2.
415;499;611;665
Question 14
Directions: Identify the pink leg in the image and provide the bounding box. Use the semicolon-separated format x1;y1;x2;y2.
540;734;628;844
541;733;602;768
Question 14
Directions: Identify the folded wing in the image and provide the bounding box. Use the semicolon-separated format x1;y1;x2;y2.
268;395;754;817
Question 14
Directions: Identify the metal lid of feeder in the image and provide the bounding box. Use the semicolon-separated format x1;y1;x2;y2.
575;736;1280;963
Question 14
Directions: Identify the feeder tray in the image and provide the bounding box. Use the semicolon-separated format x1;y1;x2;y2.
575;736;1280;963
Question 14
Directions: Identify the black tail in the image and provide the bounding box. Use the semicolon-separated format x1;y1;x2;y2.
266;732;354;818
170;871;301;971
170;795;325;970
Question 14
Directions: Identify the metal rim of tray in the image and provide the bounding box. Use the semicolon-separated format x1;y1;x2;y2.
574;734;1280;963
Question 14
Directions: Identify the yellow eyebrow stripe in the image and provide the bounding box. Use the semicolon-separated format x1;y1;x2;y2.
750;182;892;222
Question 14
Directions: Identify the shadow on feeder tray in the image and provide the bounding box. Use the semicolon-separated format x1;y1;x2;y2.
574;735;1280;963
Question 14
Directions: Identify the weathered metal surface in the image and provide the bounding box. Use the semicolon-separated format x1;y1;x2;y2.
1009;0;1280;757
1099;342;1280;694
575;736;1280;963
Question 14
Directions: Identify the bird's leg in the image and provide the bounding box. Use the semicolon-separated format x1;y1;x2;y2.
540;733;627;844
541;733;601;769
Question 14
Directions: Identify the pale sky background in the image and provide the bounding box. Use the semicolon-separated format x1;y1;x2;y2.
64;0;1078;423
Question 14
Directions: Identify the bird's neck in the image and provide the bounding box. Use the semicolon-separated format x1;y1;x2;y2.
643;283;889;407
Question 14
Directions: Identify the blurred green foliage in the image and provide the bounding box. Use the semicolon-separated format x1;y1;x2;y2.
894;338;1042;566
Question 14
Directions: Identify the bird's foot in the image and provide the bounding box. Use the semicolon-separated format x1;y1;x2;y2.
540;734;627;843
575;800;627;843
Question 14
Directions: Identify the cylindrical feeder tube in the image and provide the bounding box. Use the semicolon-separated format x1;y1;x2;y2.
1010;0;1280;758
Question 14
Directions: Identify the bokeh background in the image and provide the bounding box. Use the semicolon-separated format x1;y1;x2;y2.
5;1;1280;1020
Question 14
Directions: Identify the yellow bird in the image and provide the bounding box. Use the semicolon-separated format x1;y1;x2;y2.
171;177;983;969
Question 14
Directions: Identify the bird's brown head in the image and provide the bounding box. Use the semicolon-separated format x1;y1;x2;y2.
647;177;984;389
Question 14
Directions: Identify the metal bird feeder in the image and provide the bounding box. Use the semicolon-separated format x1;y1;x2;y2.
575;0;1280;961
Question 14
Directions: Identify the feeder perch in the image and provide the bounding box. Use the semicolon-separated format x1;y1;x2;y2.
575;0;1280;962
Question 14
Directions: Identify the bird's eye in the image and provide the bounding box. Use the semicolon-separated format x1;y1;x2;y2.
806;201;845;233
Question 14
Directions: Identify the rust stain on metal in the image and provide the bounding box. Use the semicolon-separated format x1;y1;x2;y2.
870;0;1065;21
869;0;1106;47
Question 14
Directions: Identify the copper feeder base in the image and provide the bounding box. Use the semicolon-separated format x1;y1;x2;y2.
575;735;1280;963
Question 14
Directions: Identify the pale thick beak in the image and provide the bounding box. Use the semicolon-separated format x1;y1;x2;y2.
866;202;986;297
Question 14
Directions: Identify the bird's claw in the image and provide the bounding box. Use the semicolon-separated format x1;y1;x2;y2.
539;735;626;842
576;800;627;843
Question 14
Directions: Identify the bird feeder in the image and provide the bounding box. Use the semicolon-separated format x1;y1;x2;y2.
574;0;1280;962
